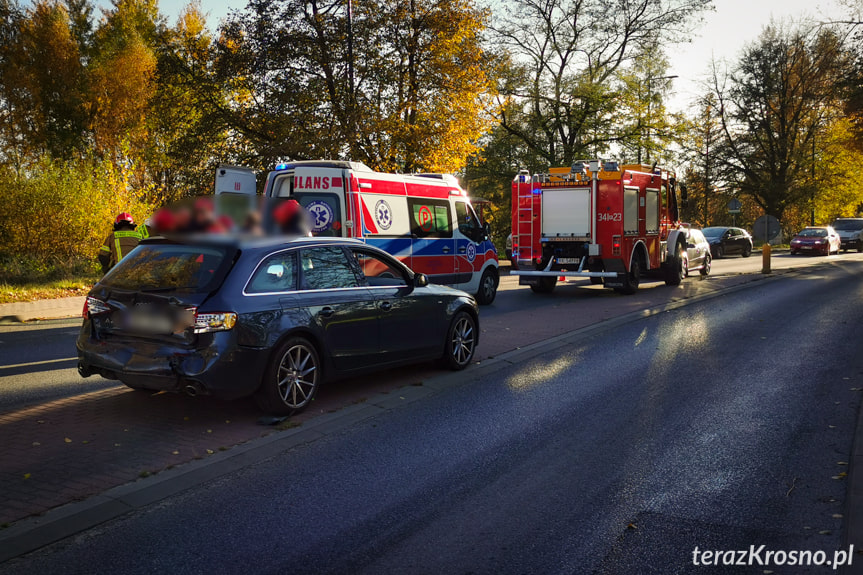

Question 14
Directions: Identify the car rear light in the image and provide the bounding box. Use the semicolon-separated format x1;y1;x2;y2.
193;312;237;334
84;296;111;317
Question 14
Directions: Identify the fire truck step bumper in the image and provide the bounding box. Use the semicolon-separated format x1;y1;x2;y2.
512;270;618;278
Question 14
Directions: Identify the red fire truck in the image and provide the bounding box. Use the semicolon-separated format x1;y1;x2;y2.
511;160;688;294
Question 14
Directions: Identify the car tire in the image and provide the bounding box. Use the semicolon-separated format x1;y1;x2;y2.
475;267;498;305
616;258;641;295
255;336;321;415
742;245;751;258
441;311;477;370
530;276;557;294
714;245;723;259
700;254;711;277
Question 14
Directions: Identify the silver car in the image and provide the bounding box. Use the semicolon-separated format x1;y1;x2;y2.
682;228;711;277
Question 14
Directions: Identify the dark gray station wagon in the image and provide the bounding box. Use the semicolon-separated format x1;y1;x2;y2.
77;235;479;414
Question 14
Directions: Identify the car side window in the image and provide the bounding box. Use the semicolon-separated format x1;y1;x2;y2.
408;198;452;238
455;201;478;237
349;249;408;287
246;251;297;293
299;246;359;290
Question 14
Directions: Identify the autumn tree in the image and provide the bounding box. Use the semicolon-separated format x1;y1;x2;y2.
490;0;710;168
214;0;494;173
678;93;727;227
0;1;89;162
710;24;848;225
88;0;163;167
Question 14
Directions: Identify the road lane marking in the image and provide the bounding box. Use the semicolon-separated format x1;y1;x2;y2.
0;357;77;370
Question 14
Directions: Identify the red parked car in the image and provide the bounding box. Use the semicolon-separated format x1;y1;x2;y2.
790;226;840;256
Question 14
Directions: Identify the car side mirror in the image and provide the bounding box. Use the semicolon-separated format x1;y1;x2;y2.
414;273;429;288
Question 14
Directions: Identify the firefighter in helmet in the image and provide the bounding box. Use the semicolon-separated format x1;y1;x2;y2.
98;212;141;275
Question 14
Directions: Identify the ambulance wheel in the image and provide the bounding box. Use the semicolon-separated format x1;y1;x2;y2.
255;337;320;415
475;268;499;305
664;245;685;286
615;259;641;295
530;277;557;294
441;311;477;370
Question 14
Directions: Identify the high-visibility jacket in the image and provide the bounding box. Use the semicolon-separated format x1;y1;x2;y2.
99;229;141;274
136;223;153;240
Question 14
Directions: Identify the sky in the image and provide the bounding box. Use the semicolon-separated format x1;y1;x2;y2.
93;0;855;114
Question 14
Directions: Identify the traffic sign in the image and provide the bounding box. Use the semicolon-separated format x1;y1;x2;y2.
727;198;742;214
753;215;781;242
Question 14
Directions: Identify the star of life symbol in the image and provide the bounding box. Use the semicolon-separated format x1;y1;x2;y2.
375;199;393;230
307;201;333;233
466;242;477;263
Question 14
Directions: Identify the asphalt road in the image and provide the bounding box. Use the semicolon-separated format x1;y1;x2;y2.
0;251;844;414
4;258;862;574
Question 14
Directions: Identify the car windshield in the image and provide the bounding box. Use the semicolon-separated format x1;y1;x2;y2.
832;220;863;231
702;227;725;238
797;228;827;238
101;244;232;293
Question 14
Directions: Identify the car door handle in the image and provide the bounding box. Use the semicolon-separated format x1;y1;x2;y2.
319;307;335;318
380;301;392;312
442;246;451;254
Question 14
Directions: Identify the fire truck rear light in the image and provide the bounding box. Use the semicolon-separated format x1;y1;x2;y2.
612;236;621;256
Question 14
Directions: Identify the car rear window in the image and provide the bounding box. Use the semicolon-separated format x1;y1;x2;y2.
101;244;233;293
798;229;827;237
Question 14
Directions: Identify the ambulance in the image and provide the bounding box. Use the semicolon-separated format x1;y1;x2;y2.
218;160;500;304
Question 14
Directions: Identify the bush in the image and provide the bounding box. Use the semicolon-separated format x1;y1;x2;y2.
0;156;159;283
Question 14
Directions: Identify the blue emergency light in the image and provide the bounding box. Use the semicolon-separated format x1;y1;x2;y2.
532;188;542;195
275;163;288;170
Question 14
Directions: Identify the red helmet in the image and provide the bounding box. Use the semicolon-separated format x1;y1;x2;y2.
115;212;135;225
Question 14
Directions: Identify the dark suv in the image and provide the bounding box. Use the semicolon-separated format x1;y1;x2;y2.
77;235;479;414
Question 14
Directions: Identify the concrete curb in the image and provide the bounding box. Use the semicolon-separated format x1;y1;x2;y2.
0;261;852;565
843;387;863;574
0;297;85;324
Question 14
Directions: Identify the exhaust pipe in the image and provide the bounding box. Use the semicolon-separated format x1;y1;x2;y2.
183;381;208;397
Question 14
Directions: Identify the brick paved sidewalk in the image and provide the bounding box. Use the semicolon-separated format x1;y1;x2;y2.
0;372;409;527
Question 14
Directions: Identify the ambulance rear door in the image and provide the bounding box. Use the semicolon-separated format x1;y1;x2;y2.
275;167;348;237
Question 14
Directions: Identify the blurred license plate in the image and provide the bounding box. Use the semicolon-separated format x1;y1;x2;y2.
802;246;812;250
557;258;580;264
126;311;175;334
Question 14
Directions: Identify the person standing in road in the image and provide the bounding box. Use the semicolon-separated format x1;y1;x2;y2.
98;212;141;275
